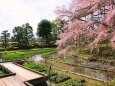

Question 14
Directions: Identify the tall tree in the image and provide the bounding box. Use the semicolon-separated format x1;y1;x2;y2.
37;19;52;44
13;23;34;48
13;26;23;47
55;0;115;54
51;21;58;42
22;23;35;45
1;30;10;50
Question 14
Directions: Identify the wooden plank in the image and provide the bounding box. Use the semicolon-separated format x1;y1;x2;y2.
1;78;14;86
9;75;26;86
0;62;45;86
0;79;6;86
2;63;42;80
6;76;22;86
15;74;26;81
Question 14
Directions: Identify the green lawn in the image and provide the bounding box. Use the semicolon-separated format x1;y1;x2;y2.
2;48;57;61
0;71;5;76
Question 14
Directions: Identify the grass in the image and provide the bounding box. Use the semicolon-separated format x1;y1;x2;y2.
51;69;104;86
57;45;115;64
58;79;86;86
2;48;57;61
50;73;70;84
23;62;71;84
0;71;5;76
24;60;103;86
1;46;114;86
23;62;47;72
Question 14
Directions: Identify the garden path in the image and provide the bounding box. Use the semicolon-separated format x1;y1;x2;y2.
0;62;43;86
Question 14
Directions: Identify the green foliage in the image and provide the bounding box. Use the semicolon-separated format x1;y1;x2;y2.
0;71;5;76
13;23;34;48
37;19;52;44
23;61;70;84
1;30;10;50
50;73;70;84
2;48;56;61
42;50;57;59
24;62;47;72
50;21;58;43
3;52;26;60
94;83;103;86
108;80;115;86
58;79;86;86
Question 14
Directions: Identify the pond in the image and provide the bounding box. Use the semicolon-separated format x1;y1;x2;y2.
33;55;115;81
47;60;115;81
32;55;43;62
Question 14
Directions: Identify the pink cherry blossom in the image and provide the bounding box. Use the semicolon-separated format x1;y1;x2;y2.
55;0;115;54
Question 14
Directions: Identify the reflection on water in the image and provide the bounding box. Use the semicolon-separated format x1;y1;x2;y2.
71;65;115;81
32;55;43;62
33;55;115;81
48;61;115;81
0;59;2;62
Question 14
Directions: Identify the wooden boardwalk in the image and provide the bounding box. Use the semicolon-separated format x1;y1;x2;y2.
0;75;26;86
0;62;43;86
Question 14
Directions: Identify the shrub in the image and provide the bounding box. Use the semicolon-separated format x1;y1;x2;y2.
23;62;47;72
108;80;115;86
58;79;86;86
0;71;4;76
50;73;70;84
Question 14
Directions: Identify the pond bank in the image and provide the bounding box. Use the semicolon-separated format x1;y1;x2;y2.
32;55;115;81
46;64;105;82
50;59;115;73
44;60;115;81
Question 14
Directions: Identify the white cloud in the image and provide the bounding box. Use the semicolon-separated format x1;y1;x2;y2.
0;0;70;35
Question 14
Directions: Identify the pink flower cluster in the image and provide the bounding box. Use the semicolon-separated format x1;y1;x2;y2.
55;0;115;54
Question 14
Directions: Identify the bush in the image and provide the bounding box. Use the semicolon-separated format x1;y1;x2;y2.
50;73;70;84
108;80;115;86
58;79;86;86
23;62;47;72
0;71;5;76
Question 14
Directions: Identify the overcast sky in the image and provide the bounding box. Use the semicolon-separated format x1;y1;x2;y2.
0;0;70;35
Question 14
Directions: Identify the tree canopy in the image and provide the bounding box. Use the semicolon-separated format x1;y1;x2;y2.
55;0;115;54
1;30;10;50
37;19;52;44
13;23;34;48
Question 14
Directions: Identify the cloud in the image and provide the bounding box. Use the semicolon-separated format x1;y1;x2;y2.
0;0;70;35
